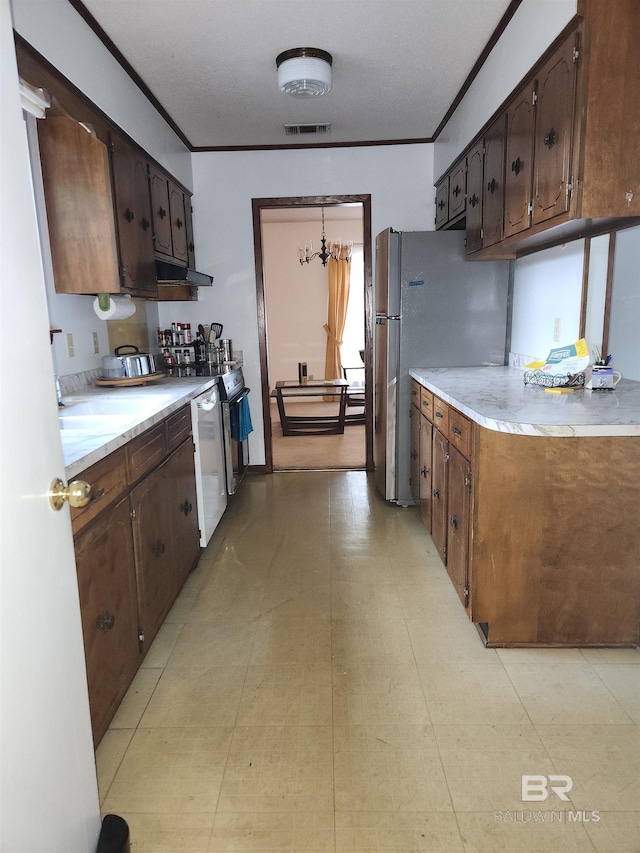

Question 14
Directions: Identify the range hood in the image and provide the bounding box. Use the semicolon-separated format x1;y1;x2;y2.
155;259;213;287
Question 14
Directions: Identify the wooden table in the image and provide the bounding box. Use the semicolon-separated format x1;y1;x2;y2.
273;379;348;435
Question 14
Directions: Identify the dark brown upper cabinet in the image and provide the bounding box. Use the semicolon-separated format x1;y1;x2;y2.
465;141;484;254
149;166;173;258
435;178;449;228
531;33;578;227
168;180;189;263
482;115;506;249
504;82;536;238
448;159;467;221
109;132;157;297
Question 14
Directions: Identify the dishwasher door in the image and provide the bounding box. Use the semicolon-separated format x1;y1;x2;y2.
191;386;227;546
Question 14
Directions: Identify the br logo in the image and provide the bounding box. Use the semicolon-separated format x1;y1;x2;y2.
521;775;573;802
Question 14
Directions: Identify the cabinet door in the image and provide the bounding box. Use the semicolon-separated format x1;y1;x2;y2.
435;178;449;228
168;180;189;263
448;159;467;220
504;82;535;238
410;403;421;507
166;440;200;588
431;428;448;564
149;167;173;257
130;462;176;647
74;498;140;746
446;445;471;609
110;133;157;296
419;415;433;533
465;141;484;254
482;115;506;247
532;33;578;226
184;195;196;269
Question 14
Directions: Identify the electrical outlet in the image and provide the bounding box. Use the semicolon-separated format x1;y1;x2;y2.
92;332;99;354
553;318;562;342
66;333;75;357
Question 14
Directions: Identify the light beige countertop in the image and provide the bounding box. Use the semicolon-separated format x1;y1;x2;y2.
409;366;640;437
60;376;217;477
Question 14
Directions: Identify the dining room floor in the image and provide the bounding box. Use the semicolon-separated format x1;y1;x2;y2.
96;471;640;852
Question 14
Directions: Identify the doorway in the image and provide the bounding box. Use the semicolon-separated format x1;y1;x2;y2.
252;195;373;473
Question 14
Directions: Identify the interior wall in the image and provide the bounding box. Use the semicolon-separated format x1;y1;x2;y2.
164;143;434;466
434;0;577;178
608;225;640;380
510;241;585;361
262;218;363;388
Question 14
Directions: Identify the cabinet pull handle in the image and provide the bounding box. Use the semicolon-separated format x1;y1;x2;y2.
97;610;115;632
176;218;184;229
438;199;445;211
90;486;106;503
511;157;522;175
151;539;165;556
421;466;427;477
452;426;462;436
543;128;557;149
158;207;167;219
469;193;479;208
141;217;150;231
124;208;134;223
435;411;443;419
433;488;441;499
487;178;497;194
452;184;461;197
180;499;192;516
450;515;459;530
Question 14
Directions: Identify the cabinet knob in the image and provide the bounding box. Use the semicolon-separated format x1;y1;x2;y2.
438;199;445;210
433;488;441;499
151;539;166;556
435;411;443;419
511;157;522;175
543;128;557;149
452;426;462;436
420;466;427;477
487;178;498;194
141;217;150;231
124;207;135;223
176;218;184;229
469;193;479;208
97;611;115;632
450;515;459;529
188;242;195;252
452;184;461;197
180;499;193;516
158;207;167;219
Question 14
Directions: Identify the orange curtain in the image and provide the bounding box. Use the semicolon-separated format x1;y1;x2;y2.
323;246;351;383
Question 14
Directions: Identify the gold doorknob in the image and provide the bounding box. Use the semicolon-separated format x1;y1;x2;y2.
49;478;92;511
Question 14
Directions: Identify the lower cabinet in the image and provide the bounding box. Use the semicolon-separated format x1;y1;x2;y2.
74;498;140;747
72;407;201;745
411;379;640;647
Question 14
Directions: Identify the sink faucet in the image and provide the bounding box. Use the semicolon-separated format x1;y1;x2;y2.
55;375;64;407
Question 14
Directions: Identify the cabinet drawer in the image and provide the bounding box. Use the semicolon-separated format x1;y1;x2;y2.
432;397;449;434
126;422;167;484
71;448;127;536
420;387;434;421
166;404;192;452
449;409;472;459
410;379;421;409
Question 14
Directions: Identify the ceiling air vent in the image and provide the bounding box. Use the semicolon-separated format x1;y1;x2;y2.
284;123;331;136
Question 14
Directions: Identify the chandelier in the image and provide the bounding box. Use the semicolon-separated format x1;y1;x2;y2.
298;207;353;267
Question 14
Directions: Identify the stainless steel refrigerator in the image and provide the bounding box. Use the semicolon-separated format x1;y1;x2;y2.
374;228;510;503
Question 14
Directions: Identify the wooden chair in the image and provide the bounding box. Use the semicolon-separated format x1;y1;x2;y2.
342;365;365;425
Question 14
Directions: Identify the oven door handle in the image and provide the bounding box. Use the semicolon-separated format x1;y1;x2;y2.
229;387;250;406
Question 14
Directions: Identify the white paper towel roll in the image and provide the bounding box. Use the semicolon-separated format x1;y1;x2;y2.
92;294;136;320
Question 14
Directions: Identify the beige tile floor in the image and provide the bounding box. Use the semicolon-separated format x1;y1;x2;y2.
96;472;640;852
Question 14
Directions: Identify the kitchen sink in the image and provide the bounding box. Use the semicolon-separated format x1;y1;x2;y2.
58;413;141;432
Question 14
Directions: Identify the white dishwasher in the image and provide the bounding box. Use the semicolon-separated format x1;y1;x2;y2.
191;385;227;546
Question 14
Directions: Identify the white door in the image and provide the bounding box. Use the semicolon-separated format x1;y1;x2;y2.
0;2;101;850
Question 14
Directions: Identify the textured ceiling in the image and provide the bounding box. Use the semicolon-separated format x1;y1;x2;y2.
79;0;514;149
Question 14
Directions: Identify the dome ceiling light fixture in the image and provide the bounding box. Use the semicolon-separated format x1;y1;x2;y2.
276;47;333;97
